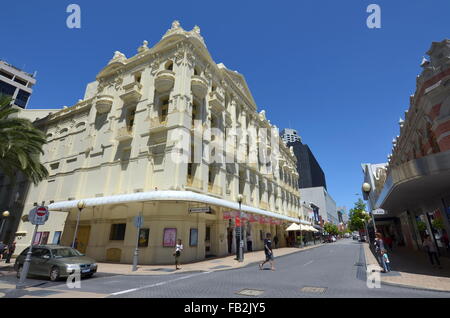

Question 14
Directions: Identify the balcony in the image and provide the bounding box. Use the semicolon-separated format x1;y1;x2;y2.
155;70;175;93
116;127;133;141
149;116;168;132
95;95;114;113
208;90;225;112
191;76;208;98
120;82;142;102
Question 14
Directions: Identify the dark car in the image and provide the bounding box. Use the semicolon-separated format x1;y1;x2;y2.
14;245;97;281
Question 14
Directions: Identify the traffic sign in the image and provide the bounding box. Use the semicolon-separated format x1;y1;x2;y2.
189;207;211;213
372;209;386;215
134;215;143;228
28;206;49;225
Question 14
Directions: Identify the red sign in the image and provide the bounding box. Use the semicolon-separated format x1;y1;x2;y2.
235;217;241;227
249;214;259;223
36;207;47;216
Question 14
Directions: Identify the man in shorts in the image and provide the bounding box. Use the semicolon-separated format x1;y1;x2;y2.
259;233;275;271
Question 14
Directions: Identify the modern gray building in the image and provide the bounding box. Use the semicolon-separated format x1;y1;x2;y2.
281;128;301;144
0;60;36;108
300;186;339;225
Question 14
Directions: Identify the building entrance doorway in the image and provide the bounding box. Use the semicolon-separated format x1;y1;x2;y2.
227;227;233;254
77;226;91;254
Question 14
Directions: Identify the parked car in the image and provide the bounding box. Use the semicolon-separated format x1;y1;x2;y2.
14;245;97;281
353;234;360;240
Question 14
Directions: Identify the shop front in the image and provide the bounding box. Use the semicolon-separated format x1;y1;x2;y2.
48;190;307;264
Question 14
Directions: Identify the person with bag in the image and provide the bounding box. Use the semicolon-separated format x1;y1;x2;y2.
174;239;183;270
259;233;275;271
5;241;15;263
374;232;385;268
423;234;441;269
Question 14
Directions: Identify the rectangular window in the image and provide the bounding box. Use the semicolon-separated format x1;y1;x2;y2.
0;70;14;79
110;223;126;240
34;232;42;245
14;77;27;86
15;89;30;108
40;232;50;245
52;231;62;245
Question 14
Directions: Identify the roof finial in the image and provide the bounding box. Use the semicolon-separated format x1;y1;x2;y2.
172;20;181;29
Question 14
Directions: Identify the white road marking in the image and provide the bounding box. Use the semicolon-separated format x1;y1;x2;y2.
110;271;213;296
303;260;314;266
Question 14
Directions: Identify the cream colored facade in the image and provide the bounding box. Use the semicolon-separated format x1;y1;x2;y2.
13;21;308;264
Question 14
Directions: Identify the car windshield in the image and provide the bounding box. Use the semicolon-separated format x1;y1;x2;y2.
51;248;83;258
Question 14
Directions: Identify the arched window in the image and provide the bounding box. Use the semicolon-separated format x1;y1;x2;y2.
164;60;173;71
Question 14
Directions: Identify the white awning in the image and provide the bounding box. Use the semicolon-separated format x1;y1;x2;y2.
286;223;301;231
48;190;309;225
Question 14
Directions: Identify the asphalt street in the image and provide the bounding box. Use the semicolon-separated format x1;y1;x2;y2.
1;239;450;298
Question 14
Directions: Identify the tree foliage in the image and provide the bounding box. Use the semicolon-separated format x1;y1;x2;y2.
324;222;339;235
0;95;48;184
348;199;370;232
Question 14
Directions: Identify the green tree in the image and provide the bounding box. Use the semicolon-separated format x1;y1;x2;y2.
348;199;370;232
0;95;48;184
324;223;339;236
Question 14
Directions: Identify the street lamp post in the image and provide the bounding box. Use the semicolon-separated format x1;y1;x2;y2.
0;211;10;240
72;200;86;249
362;183;377;243
237;194;244;262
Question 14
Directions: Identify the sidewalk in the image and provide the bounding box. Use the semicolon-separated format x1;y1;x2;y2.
0;243;324;298
363;243;450;292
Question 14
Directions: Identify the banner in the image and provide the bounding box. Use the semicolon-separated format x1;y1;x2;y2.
249;214;259;223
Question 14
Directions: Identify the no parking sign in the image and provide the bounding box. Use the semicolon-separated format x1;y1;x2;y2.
29;206;49;225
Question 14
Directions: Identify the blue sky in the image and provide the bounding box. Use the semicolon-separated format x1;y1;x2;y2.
2;1;450;213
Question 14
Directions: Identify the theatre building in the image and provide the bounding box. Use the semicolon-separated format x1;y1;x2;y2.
11;21;309;264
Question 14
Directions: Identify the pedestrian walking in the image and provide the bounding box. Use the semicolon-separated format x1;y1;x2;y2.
259;233;275;271
5;241;16;263
423;234;442;269
0;241;5;261
374;232;385;266
174;239;183;270
381;249;391;272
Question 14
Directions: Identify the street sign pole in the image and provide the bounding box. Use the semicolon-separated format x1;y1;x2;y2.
239;202;244;262
72;209;81;248
132;212;143;272
17;224;39;289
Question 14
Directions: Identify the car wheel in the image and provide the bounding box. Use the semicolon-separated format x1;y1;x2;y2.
85;273;94;278
50;266;60;282
16;265;23;279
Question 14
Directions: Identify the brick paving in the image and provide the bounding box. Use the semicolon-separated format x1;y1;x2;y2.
0;243;323;298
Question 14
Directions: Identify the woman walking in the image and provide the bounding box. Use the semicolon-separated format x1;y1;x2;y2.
423;235;441;269
174;239;183;270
